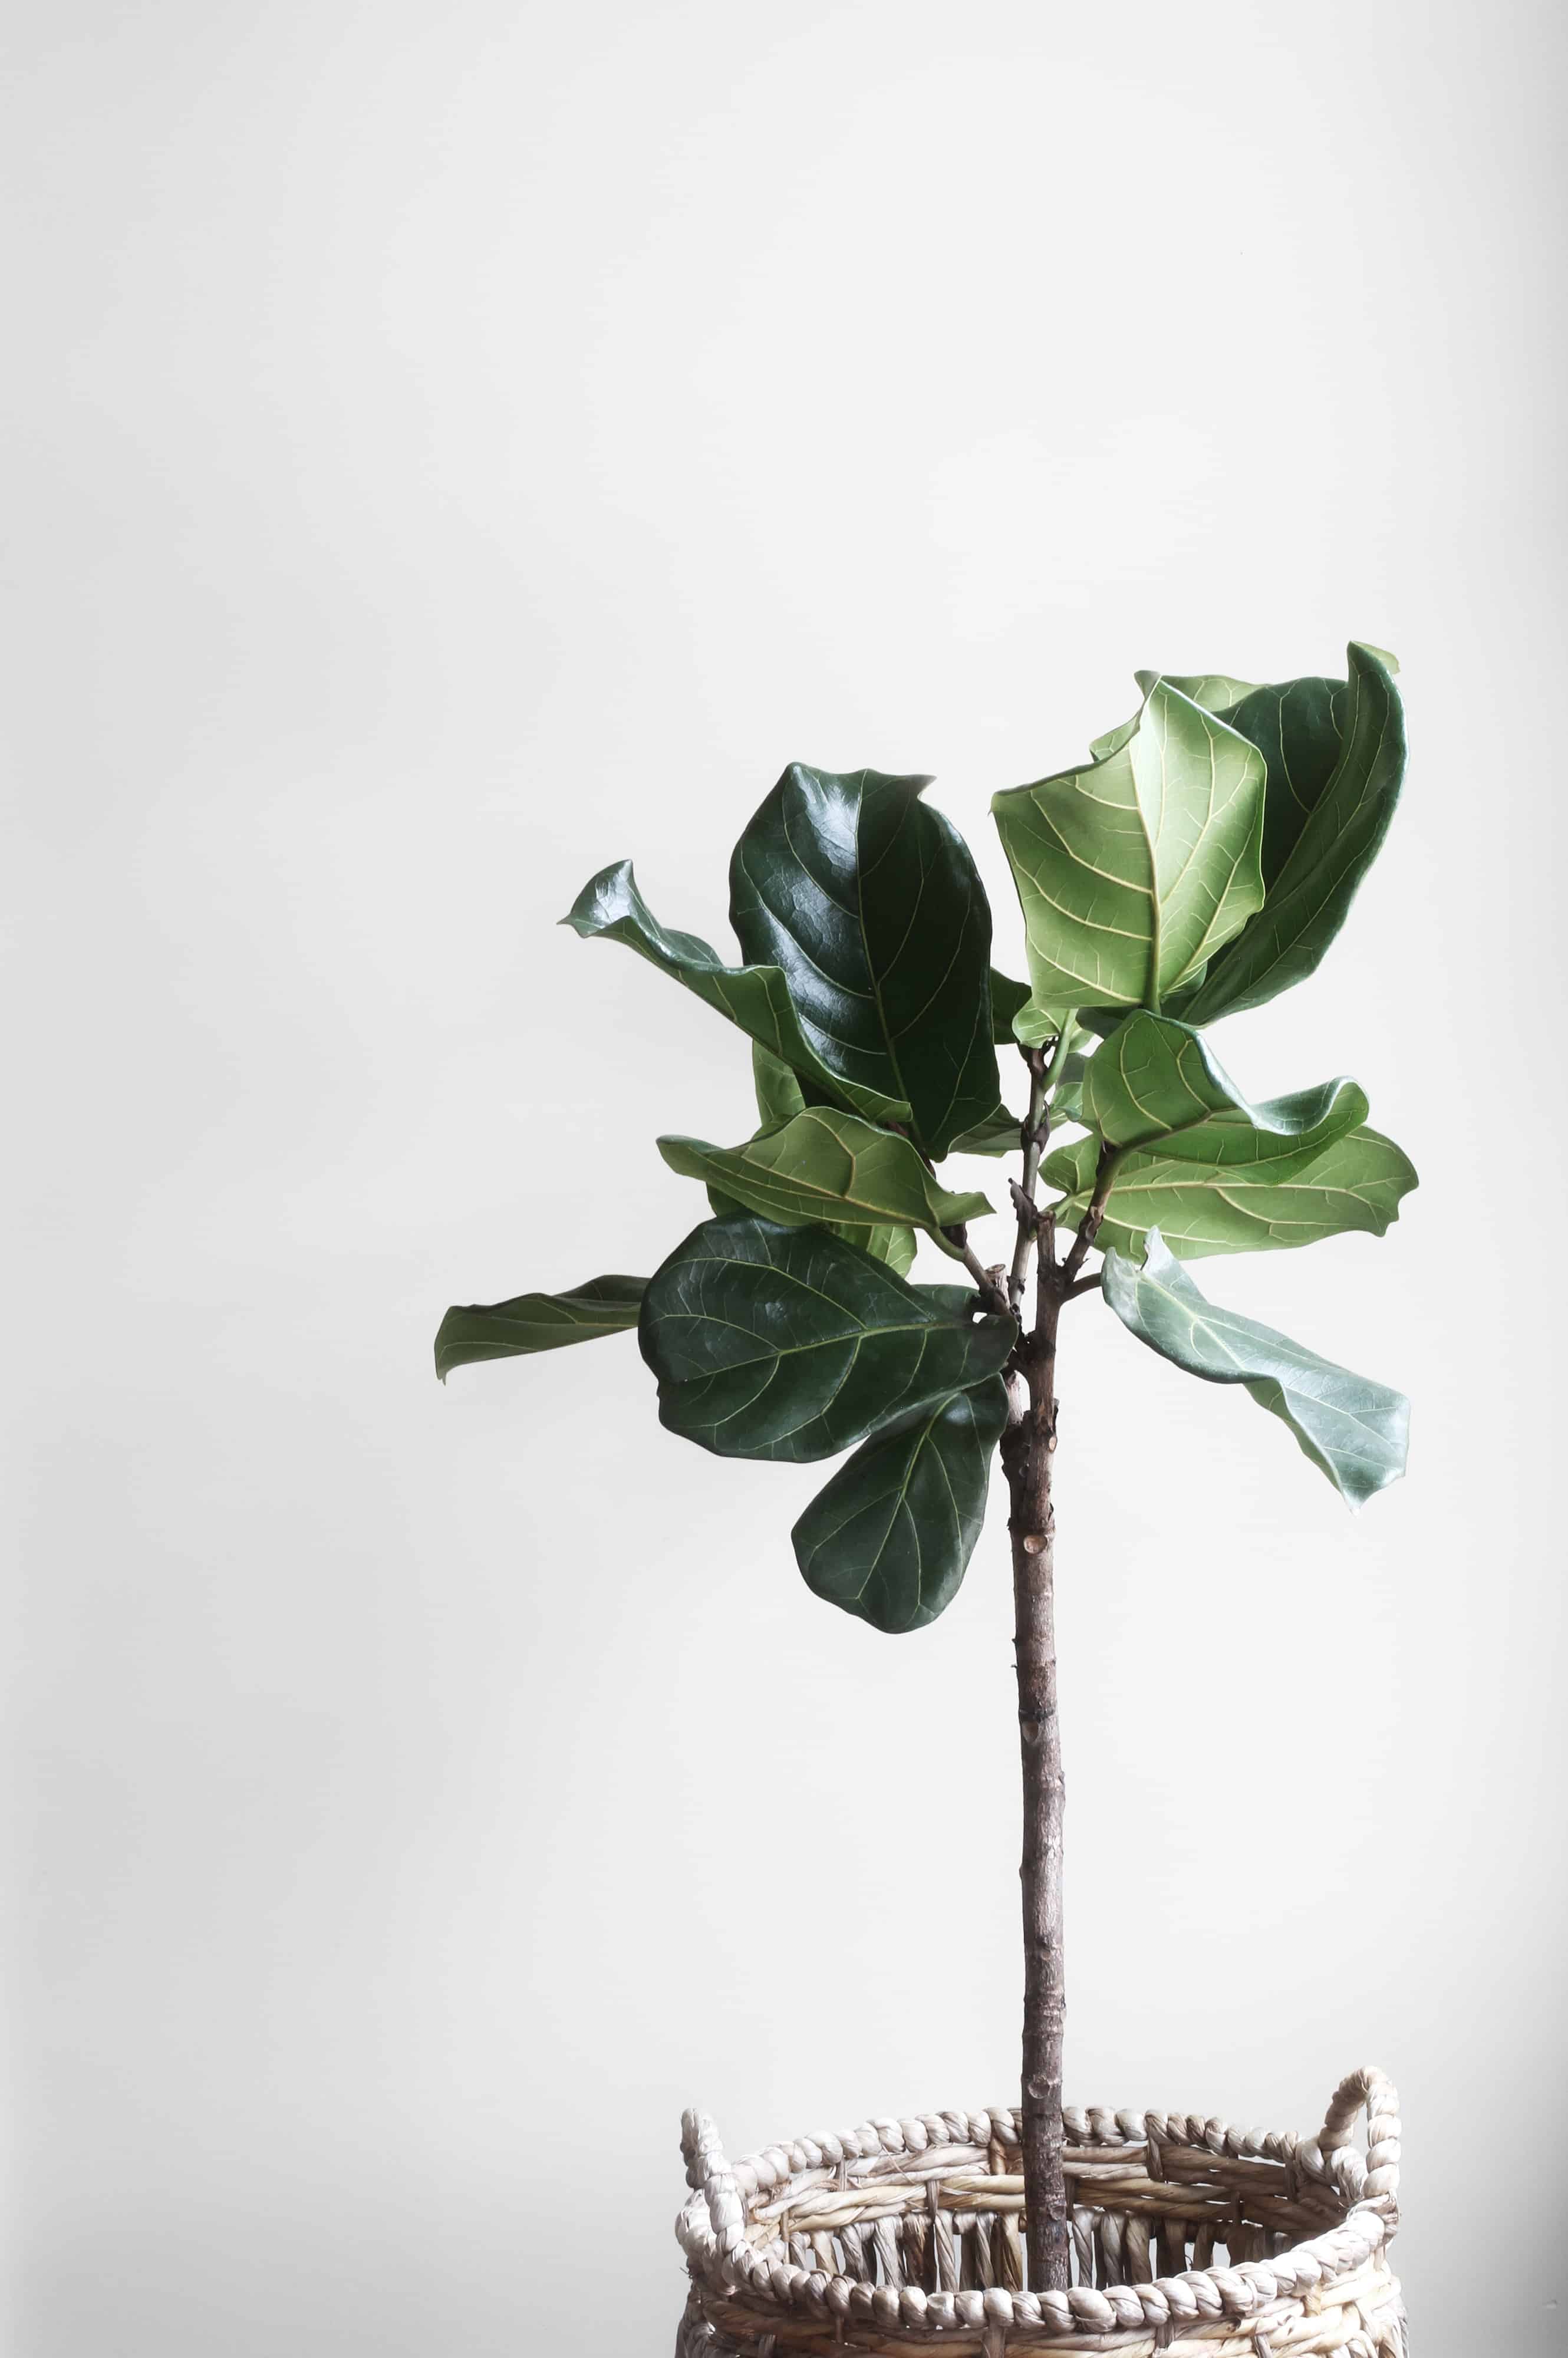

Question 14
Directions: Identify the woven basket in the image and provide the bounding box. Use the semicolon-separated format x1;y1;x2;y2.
674;2068;1405;2356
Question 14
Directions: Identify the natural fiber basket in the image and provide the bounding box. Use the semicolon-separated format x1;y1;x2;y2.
675;2068;1404;2356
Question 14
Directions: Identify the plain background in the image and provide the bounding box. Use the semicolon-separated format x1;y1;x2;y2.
8;2;1566;2350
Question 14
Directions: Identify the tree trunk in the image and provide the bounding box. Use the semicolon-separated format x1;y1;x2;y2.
999;1289;1069;2293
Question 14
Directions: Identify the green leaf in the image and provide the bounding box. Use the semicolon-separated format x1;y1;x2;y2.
1102;1231;1409;1507
1173;644;1405;1023
729;766;1000;1159
751;1042;806;1129
659;1108;990;1258
792;1378;1009;1631
701;1181;917;1276
991;680;1266;1018
1045;1124;1417;1259
948;1101;1022;1155
989;967;1033;1043
1059;1011;1367;1161
1133;670;1258;713
638;1215;1015;1461
564;860;912;1125
434;1277;645;1380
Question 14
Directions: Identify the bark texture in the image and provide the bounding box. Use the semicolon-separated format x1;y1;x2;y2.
1000;1286;1069;2294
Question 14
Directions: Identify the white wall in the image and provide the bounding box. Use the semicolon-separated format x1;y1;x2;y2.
9;3;1564;2351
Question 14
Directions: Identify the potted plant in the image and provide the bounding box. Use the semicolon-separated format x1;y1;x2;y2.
436;642;1414;2354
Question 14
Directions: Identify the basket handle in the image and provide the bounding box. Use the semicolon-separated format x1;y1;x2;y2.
680;2107;747;2267
1315;2066;1401;2223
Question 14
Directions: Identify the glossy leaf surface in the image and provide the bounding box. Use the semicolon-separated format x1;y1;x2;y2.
659;1108;990;1256
700;1181;917;1276
729;765;999;1158
564;860;911;1125
434;1277;645;1380
1102;1231;1409;1506
1045;1124;1417;1259
638;1216;1014;1461
1174;644;1405;1023
991;680;1266;1017
1058;1012;1366;1161
792;1378;1009;1631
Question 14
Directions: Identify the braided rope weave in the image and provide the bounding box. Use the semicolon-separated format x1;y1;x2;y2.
675;2069;1405;2356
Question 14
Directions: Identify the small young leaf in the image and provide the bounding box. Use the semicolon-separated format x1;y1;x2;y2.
638;1216;1014;1462
947;1102;1022;1156
564;860;913;1126
434;1277;645;1380
1101;1231;1409;1506
750;1041;806;1129
661;1109;989;1257
729;765;1002;1159
989;967;1033;1043
792;1378;1010;1631
991;680;1266;1017
1046;1124;1417;1259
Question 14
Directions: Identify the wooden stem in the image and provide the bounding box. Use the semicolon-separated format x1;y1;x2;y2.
1000;1264;1069;2291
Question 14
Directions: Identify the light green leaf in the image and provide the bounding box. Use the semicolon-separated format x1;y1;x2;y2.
1133;670;1259;712
1045;1124;1417;1259
729;765;1002;1158
991;680;1266;1019
638;1216;1015;1461
1174;644;1405;1023
434;1277;645;1380
792;1378;1010;1632
1102;1231;1409;1507
564;860;913;1126
1059;1011;1367;1162
660;1108;990;1259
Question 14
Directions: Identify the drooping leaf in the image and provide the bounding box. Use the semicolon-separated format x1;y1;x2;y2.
729;765;1000;1159
991;680;1266;1019
659;1108;991;1257
1056;1011;1367;1162
989;967;1033;1043
1045;1124;1417;1259
434;1277;645;1380
564;860;912;1125
701;1182;917;1276
792;1377;1010;1631
638;1215;1014;1461
1172;644;1405;1023
751;1041;806;1129
1102;1230;1409;1506
948;1101;1023;1155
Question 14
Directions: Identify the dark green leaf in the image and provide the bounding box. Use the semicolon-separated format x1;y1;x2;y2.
991;680;1266;1017
660;1108;990;1257
1045;1124;1417;1259
564;860;911;1124
638;1216;1014;1461
729;765;1000;1159
1058;1010;1367;1161
989;967;1033;1043
1102;1231;1409;1506
1173;644;1405;1023
434;1277;645;1380
703;1166;917;1277
792;1378;1009;1631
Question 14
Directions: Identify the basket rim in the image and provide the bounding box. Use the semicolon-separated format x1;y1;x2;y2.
676;2066;1401;2343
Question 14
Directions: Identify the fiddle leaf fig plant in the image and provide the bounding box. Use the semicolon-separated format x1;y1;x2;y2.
435;645;1415;2294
